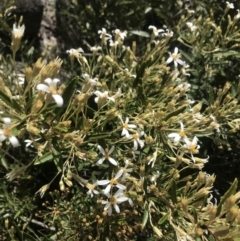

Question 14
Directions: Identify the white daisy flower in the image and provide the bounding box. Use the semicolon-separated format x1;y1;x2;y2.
114;29;127;40
97;170;126;194
226;1;234;9
150;171;160;185
101;189;128;216
24;138;41;148
168;121;186;145
128;130;145;150
82;74;98;86
183;136;200;162
119;116;137;138
66;48;84;58
94;91;115;104
166;47;184;68
98;28;112;39
148;150;158;168
0;118;19;147
36;78;63;107
86;182;99;198
120;160;133;181
12;23;25;39
186;22;197;32
96;145;117;166
148;25;164;37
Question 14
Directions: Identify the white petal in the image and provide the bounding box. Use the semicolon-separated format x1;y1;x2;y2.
107;97;115;102
116;183;126;190
168;133;181;142
116;196;128;203
97;180;109;186
128;198;134;207
0;134;6;142
183;136;191;147
128;124;137;129
108;146;115;155
52;78;60;86
52;94;64;107
166;57;173;64
104;202;110;211
177;59;184;66
192;136;198;145
101;200;108;205
44;78;53;85
109;157;118;166
107;205;112;216
9;136;20;147
118;115;124;124
174;47;178;54
94;97;99;103
121;128;129;137
179;122;184;130
114;170;123;180
36;84;50;93
133;140;138;150
2;117;11;126
138;139;144;149
97;145;106;155
104;184;111;194
113;203;120;213
96;157;105;165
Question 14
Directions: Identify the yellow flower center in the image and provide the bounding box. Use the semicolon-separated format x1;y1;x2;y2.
190;144;198;154
123;123;128;129
3;128;12;137
132;133;139;140
110;196;116;204
49;86;57;95
179;130;185;137
110;179;117;186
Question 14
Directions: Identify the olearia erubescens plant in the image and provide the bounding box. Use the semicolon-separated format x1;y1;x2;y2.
1;5;240;241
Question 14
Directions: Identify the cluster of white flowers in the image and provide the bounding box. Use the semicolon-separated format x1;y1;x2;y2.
98;28;127;47
88;158;134;215
90;115;145;215
168;121;201;163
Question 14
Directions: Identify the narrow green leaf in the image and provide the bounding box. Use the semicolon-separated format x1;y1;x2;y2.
130;30;150;38
158;212;169;225
191;206;198;223
34;152;53;165
216;178;238;217
170;181;177;204
141;208;149;230
0;90;22;113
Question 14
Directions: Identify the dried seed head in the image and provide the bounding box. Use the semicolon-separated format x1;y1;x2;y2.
227;205;239;222
59;180;65;191
225;196;236;210
207;205;217;220
180;197;188;212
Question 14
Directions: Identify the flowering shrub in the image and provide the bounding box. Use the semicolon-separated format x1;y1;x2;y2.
1;1;240;241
